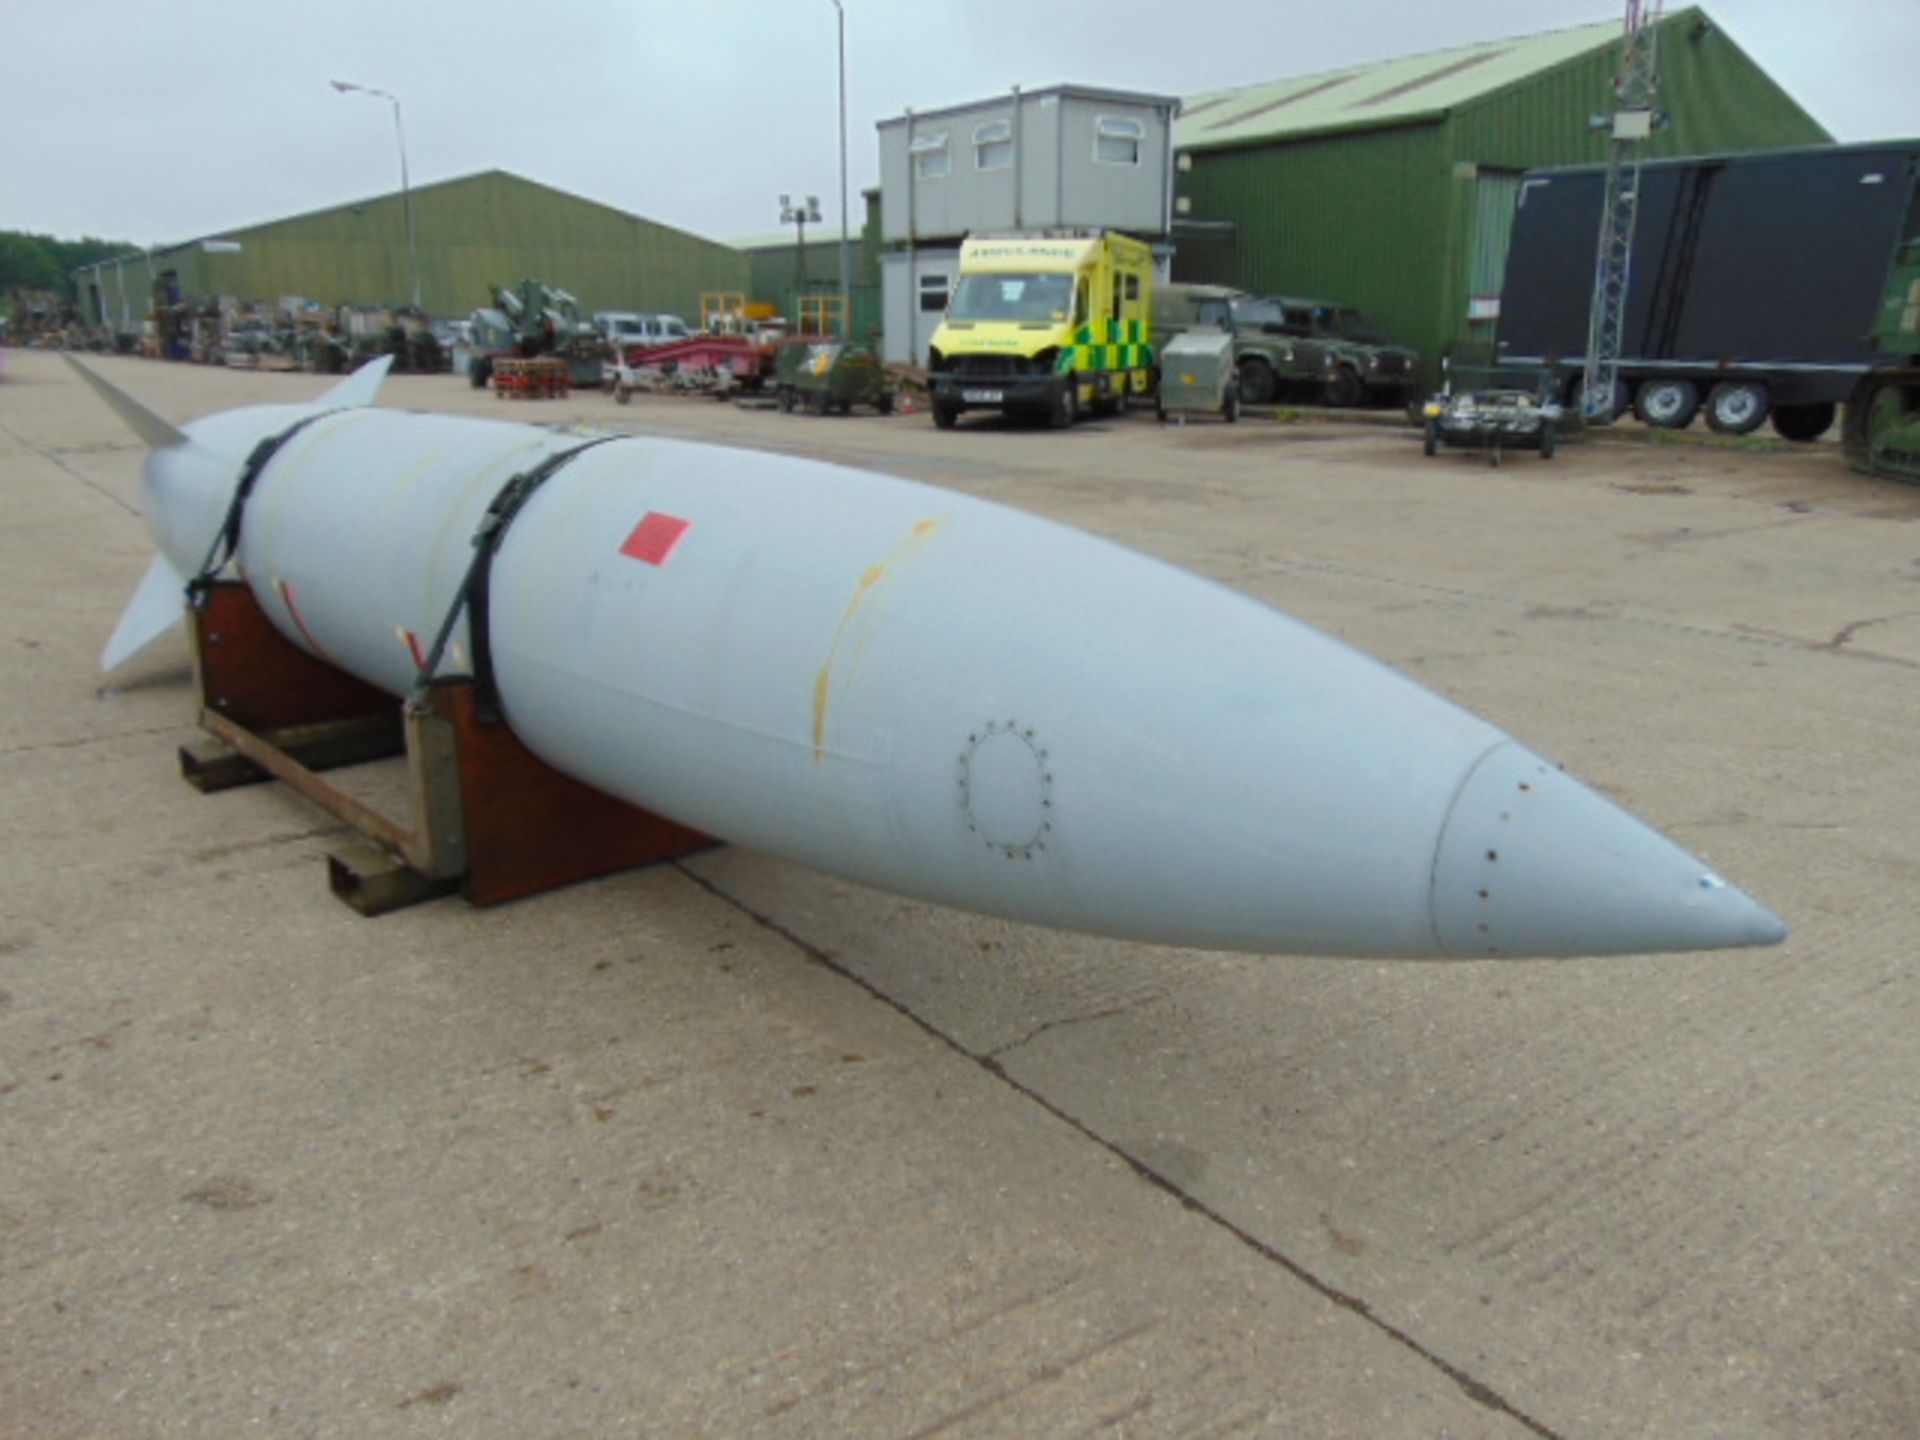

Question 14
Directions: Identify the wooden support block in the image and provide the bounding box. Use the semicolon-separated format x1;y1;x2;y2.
419;682;714;906
192;581;393;732
182;582;715;913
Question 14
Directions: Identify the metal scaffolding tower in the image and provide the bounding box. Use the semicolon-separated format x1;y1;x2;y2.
1579;1;1663;423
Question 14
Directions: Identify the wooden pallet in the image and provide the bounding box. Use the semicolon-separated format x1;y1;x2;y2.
491;356;570;400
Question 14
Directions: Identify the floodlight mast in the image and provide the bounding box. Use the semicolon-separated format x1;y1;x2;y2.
780;193;824;327
1578;1;1663;424
1582;1;1658;422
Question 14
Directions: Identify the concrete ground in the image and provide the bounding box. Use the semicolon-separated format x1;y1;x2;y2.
1;350;1914;1439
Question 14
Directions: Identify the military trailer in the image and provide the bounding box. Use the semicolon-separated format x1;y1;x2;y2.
1156;329;1240;423
773;339;894;416
1422;364;1566;465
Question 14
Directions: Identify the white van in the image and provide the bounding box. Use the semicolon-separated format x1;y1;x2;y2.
594;312;694;355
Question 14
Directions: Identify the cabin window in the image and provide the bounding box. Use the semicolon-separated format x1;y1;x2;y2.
973;120;1013;172
1095;116;1143;166
910;133;950;181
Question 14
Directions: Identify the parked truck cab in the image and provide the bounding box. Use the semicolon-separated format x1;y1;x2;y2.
927;231;1155;429
1151;282;1239;344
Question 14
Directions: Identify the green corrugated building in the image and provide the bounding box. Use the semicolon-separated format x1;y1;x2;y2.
74;170;748;332
732;228;857;327
1174;7;1830;386
732;189;887;341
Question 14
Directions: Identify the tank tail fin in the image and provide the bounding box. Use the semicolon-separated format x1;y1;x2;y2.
64;356;190;450
102;551;190;673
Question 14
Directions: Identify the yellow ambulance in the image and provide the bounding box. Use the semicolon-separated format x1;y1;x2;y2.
927;231;1154;429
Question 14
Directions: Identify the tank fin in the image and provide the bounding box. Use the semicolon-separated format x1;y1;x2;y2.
102;551;190;673
63;356;190;450
316;354;395;409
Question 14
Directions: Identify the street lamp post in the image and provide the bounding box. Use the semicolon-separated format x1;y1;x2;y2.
830;0;850;339
330;79;422;312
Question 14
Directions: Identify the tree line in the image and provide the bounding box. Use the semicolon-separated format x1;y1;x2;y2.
0;230;138;297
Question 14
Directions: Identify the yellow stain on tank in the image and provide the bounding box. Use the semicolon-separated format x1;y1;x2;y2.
813;517;947;762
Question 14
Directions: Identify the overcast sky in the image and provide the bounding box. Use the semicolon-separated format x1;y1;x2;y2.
3;1;1912;250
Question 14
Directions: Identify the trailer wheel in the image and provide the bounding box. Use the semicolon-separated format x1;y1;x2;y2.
1569;374;1628;421
1770;402;1835;442
1323;367;1362;408
1223;383;1241;424
1633;378;1699;429
1705;380;1769;436
1237;357;1278;405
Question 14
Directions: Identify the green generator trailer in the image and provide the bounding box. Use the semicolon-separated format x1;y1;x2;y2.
773;340;894;416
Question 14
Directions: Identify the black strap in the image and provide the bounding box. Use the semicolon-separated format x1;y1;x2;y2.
411;436;621;719
186;409;342;603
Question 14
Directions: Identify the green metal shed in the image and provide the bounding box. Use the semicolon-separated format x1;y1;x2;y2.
75;170;749;331
734;228;856;326
1173;7;1830;389
733;188;887;342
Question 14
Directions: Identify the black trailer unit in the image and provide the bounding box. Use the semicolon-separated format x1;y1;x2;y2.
1495;141;1920;440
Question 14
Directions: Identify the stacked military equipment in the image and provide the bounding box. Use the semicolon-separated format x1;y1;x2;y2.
465;280;603;391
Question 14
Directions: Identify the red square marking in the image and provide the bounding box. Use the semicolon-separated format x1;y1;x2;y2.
620;511;691;566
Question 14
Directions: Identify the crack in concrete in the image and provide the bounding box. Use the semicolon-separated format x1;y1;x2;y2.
1223;551;1920;673
0;415;143;518
187;824;342;865
1730;620;1920;670
0;722;189;758
986;994;1166;1061
1825;610;1920;651
676;863;1566;1440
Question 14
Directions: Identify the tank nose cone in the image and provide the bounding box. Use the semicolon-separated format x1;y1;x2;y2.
1430;741;1787;958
